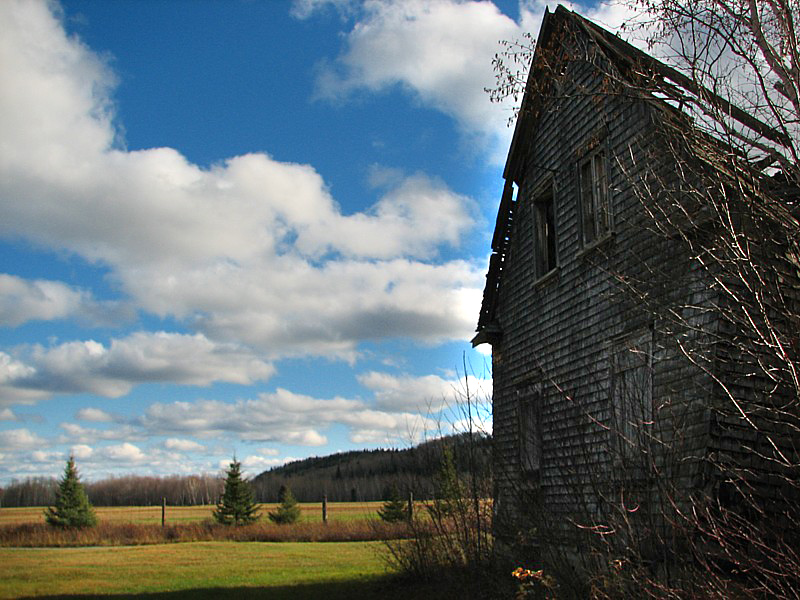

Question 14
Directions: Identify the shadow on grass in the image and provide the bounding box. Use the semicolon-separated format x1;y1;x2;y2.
15;574;462;600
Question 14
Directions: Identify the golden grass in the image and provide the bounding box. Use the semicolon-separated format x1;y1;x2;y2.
0;501;383;526
0;502;432;548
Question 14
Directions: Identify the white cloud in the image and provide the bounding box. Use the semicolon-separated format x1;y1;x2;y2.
0;332;275;402
0;274;86;326
76;407;115;422
358;370;491;411
31;449;62;463
164;438;205;453
291;0;359;19
0;428;46;450
99;442;147;463
0;1;484;373
0;408;17;421
314;0;523;154
239;454;289;474
70;444;94;459
140;388;438;448
0;274;131;327
59;422;142;445
311;0;649;163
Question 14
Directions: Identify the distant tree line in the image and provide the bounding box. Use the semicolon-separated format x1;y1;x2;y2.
251;433;492;503
0;473;223;508
0;434;492;507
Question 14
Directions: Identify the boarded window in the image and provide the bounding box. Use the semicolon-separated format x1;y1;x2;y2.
579;150;610;245
611;330;653;458
518;383;542;472
533;186;557;278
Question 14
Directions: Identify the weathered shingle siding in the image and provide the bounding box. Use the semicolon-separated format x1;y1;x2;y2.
491;52;718;549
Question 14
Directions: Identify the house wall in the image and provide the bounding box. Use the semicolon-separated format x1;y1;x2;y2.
489;43;720;562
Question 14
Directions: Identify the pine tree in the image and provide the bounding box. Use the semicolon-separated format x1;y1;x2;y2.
45;456;97;528
430;446;463;519
268;485;301;524
377;484;409;523
213;458;260;526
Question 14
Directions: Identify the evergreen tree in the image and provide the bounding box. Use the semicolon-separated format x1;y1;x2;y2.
45;456;97;528
377;484;409;523
213;458;260;526
429;446;463;519
268;485;301;524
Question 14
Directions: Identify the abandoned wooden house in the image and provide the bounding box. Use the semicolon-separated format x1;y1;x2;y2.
474;5;800;575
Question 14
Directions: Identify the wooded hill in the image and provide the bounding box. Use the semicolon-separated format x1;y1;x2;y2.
0;434;491;507
251;433;491;502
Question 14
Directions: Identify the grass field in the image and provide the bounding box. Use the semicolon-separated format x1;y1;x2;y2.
0;540;441;599
0;502;382;526
0;504;463;599
0;503;411;548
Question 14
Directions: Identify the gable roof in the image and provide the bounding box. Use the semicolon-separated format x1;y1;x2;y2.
472;5;790;346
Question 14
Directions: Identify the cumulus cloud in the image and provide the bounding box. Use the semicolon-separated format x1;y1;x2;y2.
164;438;205;453
71;444;94;459
0;0;484;374
358;370;491;411
0;408;17;421
31;450;62;463
239;454;289;474
0;332;275;402
76;407;115;422
140;388;437;447
0;274;131;327
314;0;521;146
59;422;142;445
311;0;648;162
0;275;87;326
99;442;147;463
0;428;47;450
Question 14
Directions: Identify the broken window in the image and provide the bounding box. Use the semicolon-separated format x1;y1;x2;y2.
533;185;557;278
579;150;610;245
611;330;653;459
518;383;542;472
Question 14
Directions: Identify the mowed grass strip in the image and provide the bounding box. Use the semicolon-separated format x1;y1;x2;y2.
0;502;382;526
0;540;405;599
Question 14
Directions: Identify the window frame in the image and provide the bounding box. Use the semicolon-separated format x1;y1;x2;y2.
578;149;611;246
610;329;654;461
517;382;543;473
532;180;557;279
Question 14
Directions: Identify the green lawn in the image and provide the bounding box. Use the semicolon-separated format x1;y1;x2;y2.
0;540;435;599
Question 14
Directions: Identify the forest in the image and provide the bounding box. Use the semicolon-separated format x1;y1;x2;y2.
0;433;491;507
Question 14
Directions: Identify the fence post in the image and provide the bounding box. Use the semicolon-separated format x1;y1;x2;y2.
322;494;328;523
161;497;166;527
407;491;413;521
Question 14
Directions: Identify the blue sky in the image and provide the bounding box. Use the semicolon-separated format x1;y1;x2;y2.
0;0;629;483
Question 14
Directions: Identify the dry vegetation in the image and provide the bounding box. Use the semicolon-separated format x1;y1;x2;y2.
0;502;414;547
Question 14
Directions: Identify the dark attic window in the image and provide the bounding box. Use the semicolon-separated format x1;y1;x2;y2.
579;149;610;245
533;183;557;278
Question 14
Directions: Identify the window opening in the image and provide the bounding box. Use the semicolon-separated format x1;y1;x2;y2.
518;383;542;472
611;330;654;459
533;186;557;278
580;150;610;245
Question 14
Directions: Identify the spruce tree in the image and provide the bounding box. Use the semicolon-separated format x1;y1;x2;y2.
213;458;260;526
268;485;301;524
45;456;97;528
377;484;409;523
429;446;463;519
